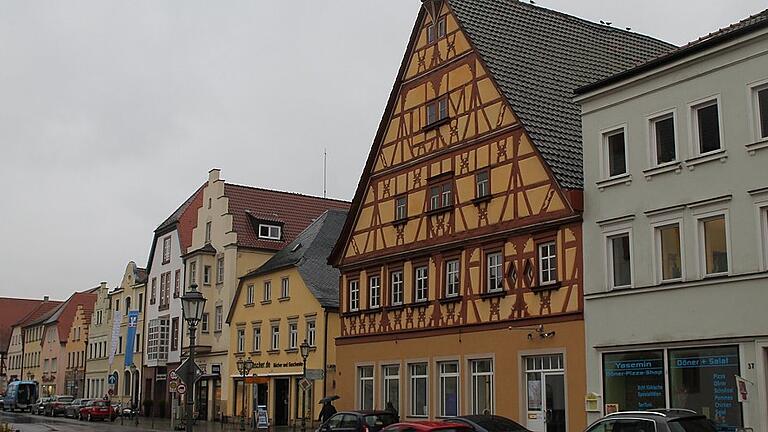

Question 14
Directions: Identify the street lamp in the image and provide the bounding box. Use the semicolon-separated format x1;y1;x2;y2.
236;358;254;431
299;339;311;432
181;284;207;432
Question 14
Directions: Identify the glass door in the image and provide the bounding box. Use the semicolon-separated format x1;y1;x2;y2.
525;354;565;432
544;373;565;432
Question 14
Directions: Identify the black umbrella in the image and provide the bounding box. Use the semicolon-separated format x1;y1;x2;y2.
318;395;340;404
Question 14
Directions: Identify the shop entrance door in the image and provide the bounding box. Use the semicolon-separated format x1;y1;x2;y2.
544;373;565;432
274;378;290;426
525;354;565;432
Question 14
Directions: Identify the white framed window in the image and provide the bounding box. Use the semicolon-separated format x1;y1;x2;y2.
409;363;428;417
258;224;281;240
288;322;298;350
486;252;503;292
281;277;289;298
246;284;254;304
189;261;197;285
426;16;446;44
349;280;360;312
476;170;490;199
358;366;374;410
203;265;211;285
216;257;225;284
390;270;404;306
697;212;730;276
205;221;212;243
252;326;261;352
382;365;400;412
537;242;557;285
237;328;245;353
270;324;280;351
263;281;272;302
602;126;628;178
445;259;460;297
760;203;768;271
369;275;381;309
414;266;429;302
162;236;172;263
439;361;459;417
752;82;768;140
395;196;407;221
214;305;223;331
606;230;633;289
426;97;449;126
690;97;723;155
649;111;678;165
470;359;494;415
654;222;683;282
306;320;316;347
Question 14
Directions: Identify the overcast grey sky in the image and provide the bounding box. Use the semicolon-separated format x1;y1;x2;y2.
1;0;765;300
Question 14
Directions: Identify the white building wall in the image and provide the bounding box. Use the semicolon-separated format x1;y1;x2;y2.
145;229;184;366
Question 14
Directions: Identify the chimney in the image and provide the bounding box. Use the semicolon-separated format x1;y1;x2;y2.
100;281;108;290
43;296;49;302
209;168;221;184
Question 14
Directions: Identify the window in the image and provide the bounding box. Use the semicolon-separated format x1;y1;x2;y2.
279;277;289;298
171;317;179;351
656;223;682;281
439;361;459;417
426;97;449;126
271;324;280;351
205;221;212;243
349;280;360;312
414;266;429;302
409;363;428;417
203;265;211;285
429;182;453;210
307;320;316;347
395;196;407;221
445;259;460;297
263;281;272;302
125;296;132;311
189;261;197;285
427;16;446;44
476;170;490;199
369;275;381;309
486;252;503;292
174;270;180;298
118;336;123;354
470;359;494;414
390;270;404;306
115;299;120;312
160;271;171;309
358;366;374;410
382;365;400;412
538;242;557;285
216;257;224;284
246;284;254;305
700;214;728;275
288;322;298;350
650;113;677;165
603;128;627;177
214;305;223;331
201;313;209;333
252;326;261;352
162;236;172;264
692;99;722;154
757;86;768;139
608;232;632;289
258;224;281;240
237;328;245;353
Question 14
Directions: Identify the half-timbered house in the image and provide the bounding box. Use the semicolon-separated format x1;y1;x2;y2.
328;1;674;431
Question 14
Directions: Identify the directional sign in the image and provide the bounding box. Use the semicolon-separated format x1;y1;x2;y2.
306;369;324;381
108;374;117;385
175;357;204;386
177;384;186;395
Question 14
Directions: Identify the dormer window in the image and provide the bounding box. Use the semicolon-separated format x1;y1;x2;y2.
259;224;281;240
427;16;447;44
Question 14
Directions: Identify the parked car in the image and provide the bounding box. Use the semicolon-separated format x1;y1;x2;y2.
318;411;399;432
65;399;93;418
43;395;74;417
0;381;39;412
384;421;474;432
31;397;52;415
444;415;530;432
584;409;717;432
79;399;116;422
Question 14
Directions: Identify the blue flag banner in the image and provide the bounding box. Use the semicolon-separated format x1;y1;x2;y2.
124;310;139;366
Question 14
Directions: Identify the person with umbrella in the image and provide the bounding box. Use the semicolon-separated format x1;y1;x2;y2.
318;395;339;423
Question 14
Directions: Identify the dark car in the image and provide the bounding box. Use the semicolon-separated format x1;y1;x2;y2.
31;397;52;415
79;399;116;422
384;421;474;432
445;415;530;432
44;395;73;416
65;399;93;419
319;411;400;432
585;409;717;432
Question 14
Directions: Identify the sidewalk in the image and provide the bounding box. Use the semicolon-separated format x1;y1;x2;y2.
123;417;302;432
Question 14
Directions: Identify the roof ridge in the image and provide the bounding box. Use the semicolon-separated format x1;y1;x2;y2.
678;7;768;49
224;182;350;204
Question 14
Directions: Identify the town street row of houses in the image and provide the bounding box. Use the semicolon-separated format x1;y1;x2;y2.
1;1;767;431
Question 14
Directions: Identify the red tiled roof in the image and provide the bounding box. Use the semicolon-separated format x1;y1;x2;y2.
0;298;44;352
223;183;350;251
46;291;97;344
178;185;205;254
17;301;63;328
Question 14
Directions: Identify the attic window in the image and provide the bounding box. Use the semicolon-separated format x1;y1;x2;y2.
427;16;447;44
259;224;281;240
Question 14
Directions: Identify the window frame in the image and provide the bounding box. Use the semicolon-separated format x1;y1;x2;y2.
162;236;172;264
382;364;400;414
751;81;768;141
651;219;685;284
394;195;408;222
408;362;429;418
425;96;450;128
288;321;298;350
444;258;461;298
348;279;360;312
758;202;768;272
236;328;245;353
428;180;454;211
306;320;316;347
203;265;211;285
263;280;272;302
214;305;223;332
689;95;724;156
216;257;225;284
357;365;375;411
695;210;731;278
469;358;494;415
270;323;280;351
475;170;490;199
537;241;558;286
280;277;290;299
252;326;261;352
205;221;212;244
426;16;447;45
604;228;634;290
601;125;629;179
438;360;460;417
389;268;404;306
246;284;254;305
485;250;504;293
413;264;429;303
258;224;282;240
647;109;679;167
368;274;381;309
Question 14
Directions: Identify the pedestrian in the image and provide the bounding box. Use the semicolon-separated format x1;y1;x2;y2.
319;401;337;423
384;401;399;421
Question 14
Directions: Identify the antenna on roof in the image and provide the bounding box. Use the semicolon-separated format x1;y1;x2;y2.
323;148;327;198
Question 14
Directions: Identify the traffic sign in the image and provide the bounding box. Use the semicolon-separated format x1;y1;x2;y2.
169;380;178;393
108;389;114;396
175;358;204;385
177;384;187;395
306;369;324;380
169;370;178;381
298;378;311;391
108;374;117;385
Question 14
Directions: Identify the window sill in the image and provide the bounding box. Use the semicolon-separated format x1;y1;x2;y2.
421;117;451;132
342;310;362;317
479;290;507;300
643;162;682;180
392;218;409;227
266;350;280;355
410;300;430;307
385;304;405;312
472;195;492;205
367;306;382;312
746;138;768;155
285;349;298;354
244;303;255;308
278;297;291;303
261;300;272;305
214;330;222;334
439;295;462;304
685;149;727;170
596;174;631;191
426;206;454;217
530;281;562;293
249;351;261;356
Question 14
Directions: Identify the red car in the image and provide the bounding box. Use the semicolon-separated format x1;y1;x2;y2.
383;421;474;432
79;399;115;422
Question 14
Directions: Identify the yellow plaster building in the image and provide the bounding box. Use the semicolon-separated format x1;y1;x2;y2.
225;210;347;427
64;303;94;397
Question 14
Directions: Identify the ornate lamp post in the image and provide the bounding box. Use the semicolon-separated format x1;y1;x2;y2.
181;284;207;432
236;358;254;431
299;339;311;432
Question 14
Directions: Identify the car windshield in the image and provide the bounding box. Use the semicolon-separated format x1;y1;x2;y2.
363;414;398;428
468;416;528;432
58;397;74;403
93;401;109;407
668;418;718;432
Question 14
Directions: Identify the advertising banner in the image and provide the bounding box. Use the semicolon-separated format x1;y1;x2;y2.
108;309;123;366
124;310;139;366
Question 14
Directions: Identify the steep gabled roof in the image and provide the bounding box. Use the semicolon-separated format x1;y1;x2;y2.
224;183;350;251
577;8;768;94
146;185;205;273
0;298;44;353
19;301;63;328
43;291;97;344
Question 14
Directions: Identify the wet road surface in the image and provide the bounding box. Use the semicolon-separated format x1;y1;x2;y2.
0;411;153;432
